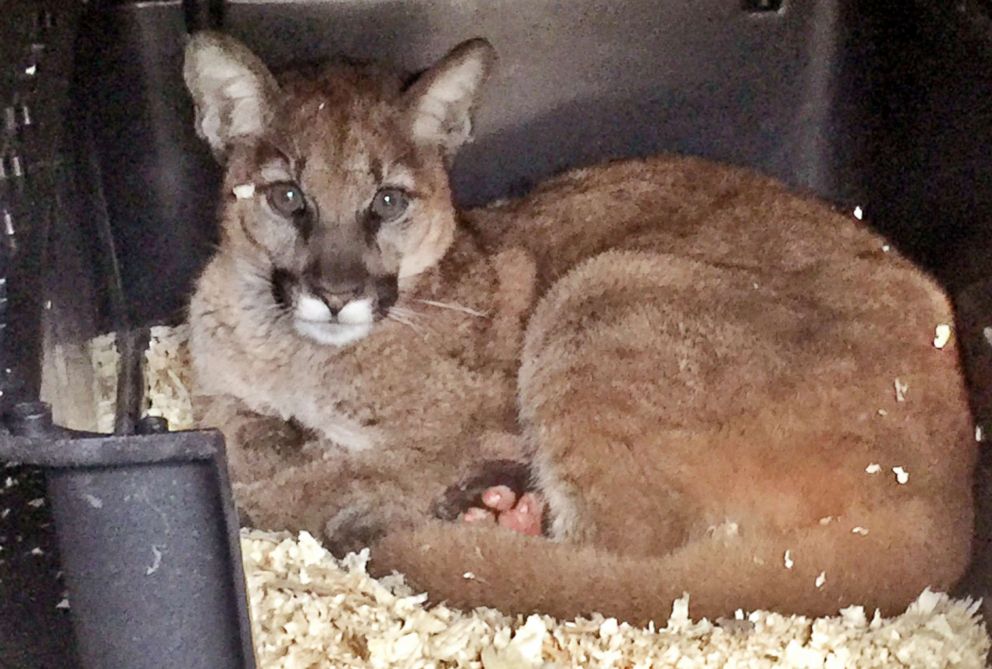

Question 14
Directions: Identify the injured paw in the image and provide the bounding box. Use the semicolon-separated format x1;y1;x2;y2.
432;459;546;536
463;486;545;536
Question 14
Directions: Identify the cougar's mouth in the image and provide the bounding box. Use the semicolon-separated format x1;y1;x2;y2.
271;268;397;347
292;294;374;346
294;319;374;347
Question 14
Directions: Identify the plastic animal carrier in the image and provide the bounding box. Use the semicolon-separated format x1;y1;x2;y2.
1;1;990;666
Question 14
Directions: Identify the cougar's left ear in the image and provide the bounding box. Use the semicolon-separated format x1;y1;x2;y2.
404;38;496;158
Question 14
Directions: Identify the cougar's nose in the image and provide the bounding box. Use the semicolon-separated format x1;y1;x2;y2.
304;257;368;315
318;280;364;315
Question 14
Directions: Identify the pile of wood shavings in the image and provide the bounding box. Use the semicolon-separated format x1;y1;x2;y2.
88;326;990;668
142;324;195;429
87;325;196;432
242;530;990;669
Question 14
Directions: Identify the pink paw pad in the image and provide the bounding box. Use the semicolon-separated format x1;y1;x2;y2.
463;486;545;536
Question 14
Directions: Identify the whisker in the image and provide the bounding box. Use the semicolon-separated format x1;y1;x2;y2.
415;299;489;318
388;313;424;335
389;306;423;322
398;270;425;282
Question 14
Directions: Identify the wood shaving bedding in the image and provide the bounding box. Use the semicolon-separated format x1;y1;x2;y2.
86;325;196;432
143;324;195;430
89;326;990;668
243;530;990;669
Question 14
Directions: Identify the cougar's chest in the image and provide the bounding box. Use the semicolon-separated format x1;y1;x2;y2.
329;253;521;448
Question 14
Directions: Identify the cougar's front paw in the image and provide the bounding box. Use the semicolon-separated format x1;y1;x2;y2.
433;459;546;536
468;487;545;537
236;412;311;456
323;502;420;558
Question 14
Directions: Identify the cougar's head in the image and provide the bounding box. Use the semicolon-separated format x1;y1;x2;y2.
184;32;494;346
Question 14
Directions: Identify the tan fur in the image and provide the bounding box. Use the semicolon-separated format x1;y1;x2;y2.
185;34;976;620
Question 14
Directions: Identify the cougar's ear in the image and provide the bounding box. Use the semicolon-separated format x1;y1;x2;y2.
404;38;496;158
183;31;280;158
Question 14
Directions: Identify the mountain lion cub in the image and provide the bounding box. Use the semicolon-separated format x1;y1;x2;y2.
184;31;976;622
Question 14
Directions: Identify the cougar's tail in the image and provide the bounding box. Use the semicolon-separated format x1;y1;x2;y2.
372;498;971;624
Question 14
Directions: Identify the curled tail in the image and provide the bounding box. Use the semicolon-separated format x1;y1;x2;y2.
371;499;971;624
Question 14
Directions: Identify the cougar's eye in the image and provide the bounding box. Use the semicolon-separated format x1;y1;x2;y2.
370;187;409;222
268;182;307;217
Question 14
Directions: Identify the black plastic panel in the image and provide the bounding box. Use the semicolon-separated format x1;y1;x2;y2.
223;0;849;205
76;3;221;328
48;456;254;668
0;0;85;408
0;427;257;669
0;3;88;667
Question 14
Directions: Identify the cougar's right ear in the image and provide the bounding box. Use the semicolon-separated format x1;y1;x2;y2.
183;31;280;158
